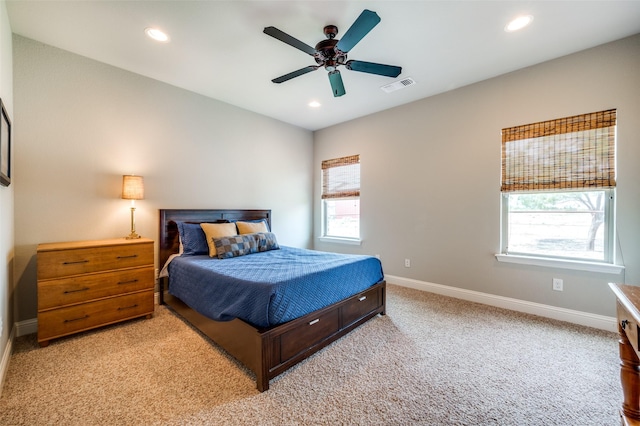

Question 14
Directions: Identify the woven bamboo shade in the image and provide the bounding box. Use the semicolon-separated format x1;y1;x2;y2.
321;155;360;199
501;109;616;192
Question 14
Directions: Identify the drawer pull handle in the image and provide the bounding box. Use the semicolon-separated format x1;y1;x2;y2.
622;319;629;330
64;315;89;323
63;287;89;294
62;260;89;265
117;255;138;260
118;304;139;311
359;296;367;302
118;279;139;285
309;319;320;326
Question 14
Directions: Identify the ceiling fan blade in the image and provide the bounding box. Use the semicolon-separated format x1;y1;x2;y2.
335;9;381;53
328;70;346;97
345;60;402;78
272;66;318;84
263;26;316;56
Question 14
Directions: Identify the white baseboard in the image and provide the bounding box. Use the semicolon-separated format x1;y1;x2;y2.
386;275;617;332
0;324;16;398
16;318;37;337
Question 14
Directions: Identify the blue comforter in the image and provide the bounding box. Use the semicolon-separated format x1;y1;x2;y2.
168;246;384;328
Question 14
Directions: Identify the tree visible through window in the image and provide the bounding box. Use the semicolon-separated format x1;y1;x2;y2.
500;110;616;263
505;190;612;261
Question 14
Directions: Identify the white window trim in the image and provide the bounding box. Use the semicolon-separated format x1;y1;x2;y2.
321;197;361;241
500;189;617;266
318;236;362;245
495;253;624;274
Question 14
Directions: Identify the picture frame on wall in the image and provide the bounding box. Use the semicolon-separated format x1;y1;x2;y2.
0;98;11;187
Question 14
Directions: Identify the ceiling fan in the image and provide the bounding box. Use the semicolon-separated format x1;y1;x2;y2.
263;9;402;97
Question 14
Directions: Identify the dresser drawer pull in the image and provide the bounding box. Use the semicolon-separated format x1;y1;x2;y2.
622;319;629;330
64;315;89;323
117;279;139;285
117;255;138;260
118;304;139;311
62;260;89;265
359;296;367;302
309;319;320;326
63;287;90;294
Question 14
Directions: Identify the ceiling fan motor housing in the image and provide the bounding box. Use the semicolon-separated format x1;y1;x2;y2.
314;38;346;71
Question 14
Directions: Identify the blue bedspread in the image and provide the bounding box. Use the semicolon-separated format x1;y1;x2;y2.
167;246;384;328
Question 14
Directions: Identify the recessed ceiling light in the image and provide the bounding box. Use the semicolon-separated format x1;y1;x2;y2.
505;15;533;32
145;27;170;42
308;101;321;108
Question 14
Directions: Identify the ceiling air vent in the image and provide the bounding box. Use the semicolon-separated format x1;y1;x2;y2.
381;77;416;93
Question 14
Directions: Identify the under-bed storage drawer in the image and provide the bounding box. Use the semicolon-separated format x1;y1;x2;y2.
342;286;382;327
38;290;154;341
279;308;340;361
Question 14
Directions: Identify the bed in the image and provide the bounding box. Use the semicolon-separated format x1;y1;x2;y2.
158;209;386;391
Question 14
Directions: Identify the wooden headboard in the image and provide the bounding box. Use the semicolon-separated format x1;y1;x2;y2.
158;209;272;269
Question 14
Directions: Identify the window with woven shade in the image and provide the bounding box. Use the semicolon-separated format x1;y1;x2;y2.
321;155;360;240
500;109;617;264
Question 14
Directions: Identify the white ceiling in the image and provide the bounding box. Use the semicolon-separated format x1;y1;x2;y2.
6;1;640;131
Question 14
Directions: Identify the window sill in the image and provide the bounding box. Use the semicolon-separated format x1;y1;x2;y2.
495;254;624;274
318;236;362;246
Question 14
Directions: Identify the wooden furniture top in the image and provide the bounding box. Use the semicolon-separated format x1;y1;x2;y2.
38;237;154;252
610;283;640;324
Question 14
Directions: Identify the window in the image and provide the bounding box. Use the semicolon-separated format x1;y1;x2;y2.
321;155;360;240
500;109;616;263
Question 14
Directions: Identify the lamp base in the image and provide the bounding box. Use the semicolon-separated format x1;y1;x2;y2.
126;205;141;239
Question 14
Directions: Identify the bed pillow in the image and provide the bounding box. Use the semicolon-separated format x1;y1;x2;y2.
176;222;209;256
254;232;279;252
214;232;280;259
200;222;238;257
236;220;269;234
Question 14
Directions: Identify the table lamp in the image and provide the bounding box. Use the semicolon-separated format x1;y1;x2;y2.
122;175;144;239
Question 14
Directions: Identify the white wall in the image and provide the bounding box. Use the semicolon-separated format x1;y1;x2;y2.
314;34;640;318
12;36;314;322
0;0;13;370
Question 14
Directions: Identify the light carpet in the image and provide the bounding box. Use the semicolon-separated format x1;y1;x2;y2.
0;284;622;425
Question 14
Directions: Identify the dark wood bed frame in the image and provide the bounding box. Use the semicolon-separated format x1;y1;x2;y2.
158;209;386;391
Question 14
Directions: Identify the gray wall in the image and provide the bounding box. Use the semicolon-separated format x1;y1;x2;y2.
314;34;640;317
10;32;640;326
0;0;14;366
13;35;314;322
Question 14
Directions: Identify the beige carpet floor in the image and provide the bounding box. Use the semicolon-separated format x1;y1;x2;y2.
0;284;622;425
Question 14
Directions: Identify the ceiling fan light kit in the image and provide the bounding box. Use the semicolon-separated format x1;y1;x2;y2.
264;9;402;98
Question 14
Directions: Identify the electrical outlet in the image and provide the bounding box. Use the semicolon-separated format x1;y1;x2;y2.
404;258;411;268
552;278;563;291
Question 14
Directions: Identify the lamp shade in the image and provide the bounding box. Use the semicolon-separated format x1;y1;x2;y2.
122;175;144;200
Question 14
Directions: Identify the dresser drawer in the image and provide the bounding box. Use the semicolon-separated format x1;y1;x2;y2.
279;307;340;362
38;290;154;342
617;300;640;355
38;242;153;280
38;267;154;311
342;286;382;327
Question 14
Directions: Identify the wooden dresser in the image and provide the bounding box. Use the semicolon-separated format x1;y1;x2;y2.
37;238;155;347
610;283;640;426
